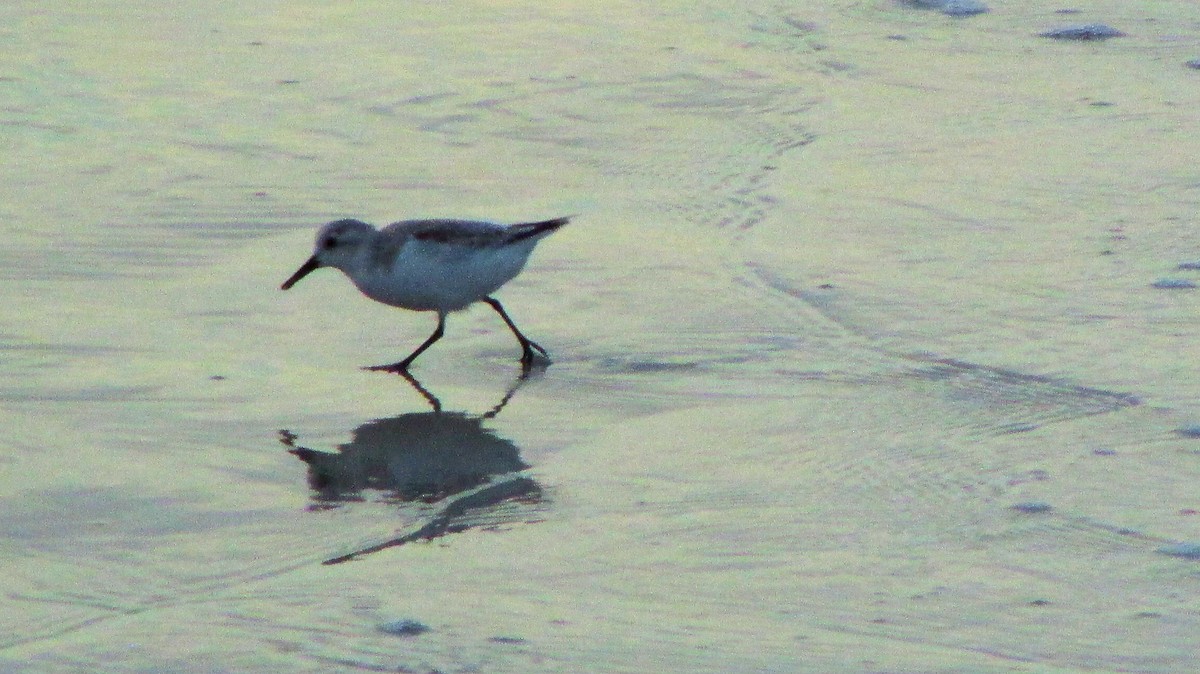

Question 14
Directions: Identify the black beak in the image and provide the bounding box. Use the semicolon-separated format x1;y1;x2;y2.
281;256;321;290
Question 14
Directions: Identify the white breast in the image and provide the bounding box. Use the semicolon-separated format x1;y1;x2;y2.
352;238;540;312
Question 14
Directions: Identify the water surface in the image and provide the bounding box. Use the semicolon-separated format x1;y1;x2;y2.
2;1;1199;672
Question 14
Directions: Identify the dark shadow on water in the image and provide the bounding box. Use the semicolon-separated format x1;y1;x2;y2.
279;372;547;564
281;372;536;506
281;412;529;506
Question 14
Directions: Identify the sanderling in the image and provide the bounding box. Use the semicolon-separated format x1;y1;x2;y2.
282;216;569;372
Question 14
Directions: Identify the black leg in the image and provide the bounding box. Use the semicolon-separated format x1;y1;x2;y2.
366;313;445;373
482;296;548;365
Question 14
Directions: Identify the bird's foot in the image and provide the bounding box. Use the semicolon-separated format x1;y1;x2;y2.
522;339;549;359
519;343;552;375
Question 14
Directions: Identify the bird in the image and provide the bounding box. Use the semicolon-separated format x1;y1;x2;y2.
281;216;568;372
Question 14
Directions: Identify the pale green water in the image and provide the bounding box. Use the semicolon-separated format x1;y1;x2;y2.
2;1;1199;672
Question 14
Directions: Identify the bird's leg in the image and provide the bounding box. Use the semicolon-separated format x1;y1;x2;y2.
482;296;548;365
366;312;445;373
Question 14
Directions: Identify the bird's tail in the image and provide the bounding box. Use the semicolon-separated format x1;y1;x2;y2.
505;216;571;243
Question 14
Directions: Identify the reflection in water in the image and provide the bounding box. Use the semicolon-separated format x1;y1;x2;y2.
394;368;541;418
321;476;544;565
282;413;529;504
280;373;547;564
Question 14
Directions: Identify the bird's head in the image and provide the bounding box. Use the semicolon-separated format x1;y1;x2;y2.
281;219;376;290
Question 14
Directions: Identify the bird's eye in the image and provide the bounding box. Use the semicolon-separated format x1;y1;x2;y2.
322;237;336;250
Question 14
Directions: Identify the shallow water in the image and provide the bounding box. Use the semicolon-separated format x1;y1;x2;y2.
3;1;1200;672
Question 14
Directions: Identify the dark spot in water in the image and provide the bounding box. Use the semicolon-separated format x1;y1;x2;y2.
1177;425;1200;438
1176;260;1200;270
488;636;527;644
1157;543;1200;560
940;0;989;17
1151;278;1198;289
1134;611;1163;619
1088;101;1115;107
1028;598;1052;606
377;619;430;637
1091;447;1117;456
1179;509;1198;516
1039;24;1125;40
817;283;835;289
887;34;909;41
1185;59;1200;70
1055;8;1082;14
901;0;988;16
209;375;226;381
1010;501;1053;514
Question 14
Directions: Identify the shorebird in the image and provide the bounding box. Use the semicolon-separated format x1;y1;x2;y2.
282;216;568;372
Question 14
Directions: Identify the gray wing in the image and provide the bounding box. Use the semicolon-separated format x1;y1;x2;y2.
388;219;507;245
364;219;498;268
382;217;569;247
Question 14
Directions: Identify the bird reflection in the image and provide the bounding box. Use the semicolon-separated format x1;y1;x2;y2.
281;372;547;563
395;367;536;418
281;372;537;507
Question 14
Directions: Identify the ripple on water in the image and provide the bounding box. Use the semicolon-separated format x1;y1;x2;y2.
1151;278;1198;290
1157;543;1200;560
1039;24;1125;41
1175;425;1200;439
1010;502;1054;514
377;619;430;637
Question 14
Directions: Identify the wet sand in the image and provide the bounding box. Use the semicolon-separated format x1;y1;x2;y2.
2;1;1199;672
